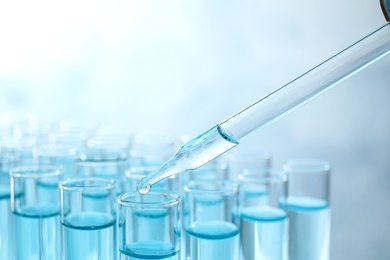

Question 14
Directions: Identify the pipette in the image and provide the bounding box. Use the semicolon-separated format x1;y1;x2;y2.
137;0;390;194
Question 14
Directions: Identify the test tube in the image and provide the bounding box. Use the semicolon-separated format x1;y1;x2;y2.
137;0;390;193
0;174;15;259
184;179;240;260
10;166;63;260
76;152;128;196
60;177;117;260
283;159;331;260
0;140;20;259
34;144;77;177
226;148;272;180
239;168;288;260
86;125;132;157
130;133;178;167
117;192;181;259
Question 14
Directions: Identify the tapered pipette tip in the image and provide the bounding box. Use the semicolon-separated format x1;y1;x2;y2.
137;180;151;194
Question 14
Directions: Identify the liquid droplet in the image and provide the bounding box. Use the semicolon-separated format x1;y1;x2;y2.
137;181;151;195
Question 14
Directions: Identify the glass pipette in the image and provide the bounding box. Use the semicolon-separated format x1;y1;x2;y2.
137;0;390;194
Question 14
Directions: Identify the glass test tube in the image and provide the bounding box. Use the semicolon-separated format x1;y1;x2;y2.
130;133;178;168
239;168;288;260
117;192;181;260
283;159;331;260
227;149;272;181
60;177;117;260
137;1;390;192
184;179;240;260
76;152;128;196
0;140;20;259
10;166;63;260
34;144;77;177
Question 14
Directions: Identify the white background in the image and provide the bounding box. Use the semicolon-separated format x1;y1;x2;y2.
1;0;390;258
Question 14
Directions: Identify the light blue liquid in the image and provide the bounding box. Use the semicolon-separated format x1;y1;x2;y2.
186;220;240;260
0;186;14;260
242;184;269;207
240;206;288;260
14;204;61;260
286;196;330;260
62;212;116;260
194;195;223;222
134;208;169;241
120;241;179;260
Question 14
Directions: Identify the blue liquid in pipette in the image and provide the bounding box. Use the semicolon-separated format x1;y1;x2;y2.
137;125;238;194
62;212;116;260
240;206;288;260
14;204;61;260
285;196;330;260
120;241;179;260
186;221;240;260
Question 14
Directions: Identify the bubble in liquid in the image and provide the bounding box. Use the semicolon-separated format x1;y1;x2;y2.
137;181;151;195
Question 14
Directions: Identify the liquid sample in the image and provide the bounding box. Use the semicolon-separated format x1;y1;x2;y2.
186;220;240;260
14;204;61;260
82;189;112;212
134;208;169;241
193;195;223;222
286;196;330;260
137;125;238;194
242;184;269;207
120;241;179;260
240;206;288;260
0;185;14;260
62;212;116;260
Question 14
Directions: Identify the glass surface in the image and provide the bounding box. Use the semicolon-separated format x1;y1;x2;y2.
76;152;128;196
283;159;331;260
117;192;180;260
10;166;63;260
184;179;240;260
239;168;288;260
60;177;117;260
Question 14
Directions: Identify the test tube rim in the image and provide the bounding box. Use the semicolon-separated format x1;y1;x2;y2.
76;152;128;164
34;143;77;157
283;158;331;173
239;167;288;182
59;177;116;191
118;191;180;207
184;179;240;194
10;166;63;178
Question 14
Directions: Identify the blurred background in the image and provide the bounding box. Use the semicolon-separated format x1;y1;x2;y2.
0;0;389;259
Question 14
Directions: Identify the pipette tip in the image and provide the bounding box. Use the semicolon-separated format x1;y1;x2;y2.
137;180;151;195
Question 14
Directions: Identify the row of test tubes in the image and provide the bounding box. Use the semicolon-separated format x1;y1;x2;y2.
0;120;331;260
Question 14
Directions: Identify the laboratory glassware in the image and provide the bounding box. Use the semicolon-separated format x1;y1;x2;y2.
126;165;179;193
239;168;288;260
184;179;240;260
117;191;181;259
34;144;77;177
76;152;128;196
283;159;331;260
137;0;390;194
60;177;117;260
10;166;63;260
227;148;272;180
0;138;20;259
